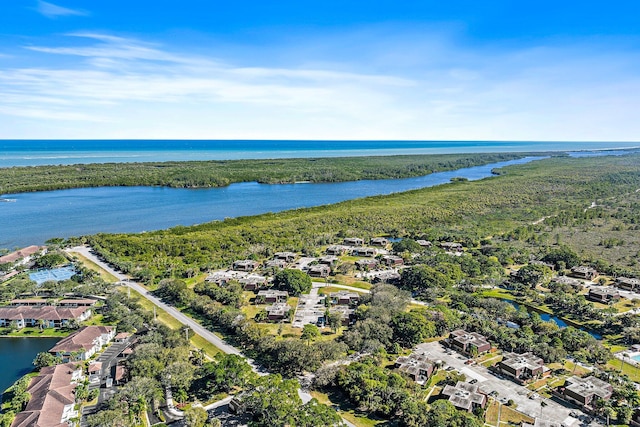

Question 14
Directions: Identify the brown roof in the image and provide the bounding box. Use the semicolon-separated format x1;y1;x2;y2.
0;306;89;322
115;365;127;381
114;332;131;340
49;325;113;354
0;246;44;264
11;362;81;427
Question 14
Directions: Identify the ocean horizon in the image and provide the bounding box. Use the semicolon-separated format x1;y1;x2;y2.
1;140;638;168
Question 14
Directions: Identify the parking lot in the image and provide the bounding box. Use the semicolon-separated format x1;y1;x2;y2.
417;342;603;427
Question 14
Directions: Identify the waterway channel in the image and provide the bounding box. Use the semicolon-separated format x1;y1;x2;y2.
0;156;543;248
0;337;61;394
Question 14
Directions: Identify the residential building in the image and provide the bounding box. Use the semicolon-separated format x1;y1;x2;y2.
49;325;115;361
587;288;621;303
265;303;291;321
381;255;404;267
88;361;102;383
371;271;401;284
370;237;389;247
416;240;432;247
355;259;378;270
0;306;91;329
557;376;612;410
325;245;347;255
329;291;360;306
616;277;640;292
570;266;598;280
10;362;83;427
264;259;287;269
0;245;45;267
440;242;463;252
308;265;331;278
351;247;377;257
273;252;297;262
448;329;491;355
59;299;98;307
318;256;339;266
256;290;288;303
342;237;364;246
441;381;487;412
239;275;267;291
232;260;259;272
394;352;435;384
549;276;582;291
328;306;355;326
495;352;547;384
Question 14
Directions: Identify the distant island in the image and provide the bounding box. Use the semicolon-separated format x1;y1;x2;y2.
0;152;537;194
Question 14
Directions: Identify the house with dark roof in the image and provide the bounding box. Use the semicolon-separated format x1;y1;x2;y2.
232;260;259;272
256;290;288;304
372;271;401;284
394;352;436;384
325;245;347;256
10;362;83;427
587;288;621;303
441;381;487;412
329;291;360;306
318;256;339;266
381;255;404;267
273;252;297;262
49;325;115;361
265;303;291;321
570;266;598;280
343;237;364;246
440;242;463;252
308;265;331;278
350;247;377;257
495;352;547;384
328;306;355;326
616;277;640;292
370;237;389;247
448;329;491;355
239;275;267;291
556;375;612;410
355;259;378;270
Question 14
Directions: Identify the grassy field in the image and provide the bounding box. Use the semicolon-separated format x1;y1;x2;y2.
310;390;385;427
0;327;70;337
485;400;535;426
68;251;119;283
127;287;223;355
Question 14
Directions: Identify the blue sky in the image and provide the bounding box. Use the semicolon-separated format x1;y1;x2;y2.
1;1;639;140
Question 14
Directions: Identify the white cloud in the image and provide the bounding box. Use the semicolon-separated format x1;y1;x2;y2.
35;1;88;19
2;31;640;140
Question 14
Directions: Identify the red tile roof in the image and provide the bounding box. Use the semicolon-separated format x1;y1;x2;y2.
0;246;44;264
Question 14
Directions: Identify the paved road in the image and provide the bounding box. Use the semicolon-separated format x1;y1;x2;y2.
417;342;601;427
68;246;242;355
68;246;356;424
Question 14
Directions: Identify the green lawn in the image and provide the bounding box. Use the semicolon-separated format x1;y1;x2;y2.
0;327;70;338
68;251;119;283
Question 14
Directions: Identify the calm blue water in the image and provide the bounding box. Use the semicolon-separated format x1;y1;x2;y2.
505;300;602;339
0;157;541;248
1;140;638;167
0;337;61;394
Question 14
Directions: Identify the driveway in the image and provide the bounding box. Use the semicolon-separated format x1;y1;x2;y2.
417;342;590;427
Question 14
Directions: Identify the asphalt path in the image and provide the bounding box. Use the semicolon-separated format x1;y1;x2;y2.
68;246;358;426
68;246;242;355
